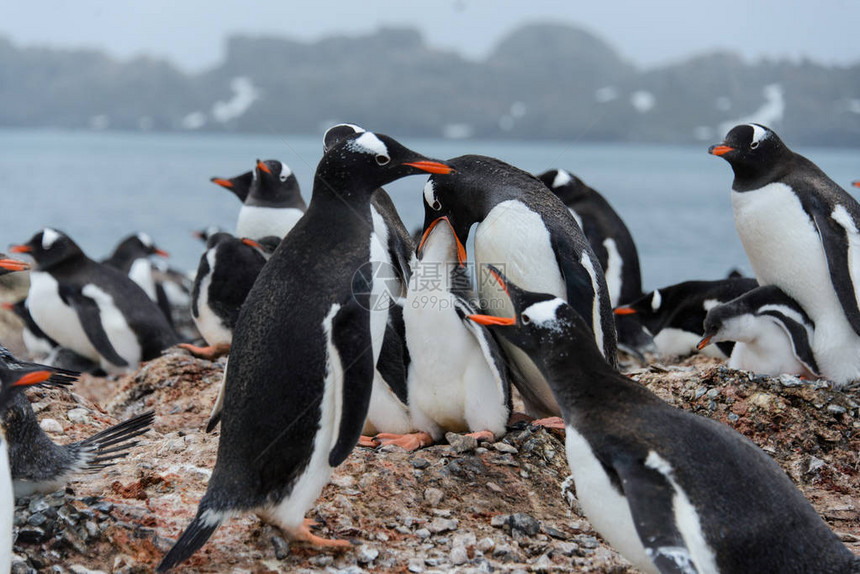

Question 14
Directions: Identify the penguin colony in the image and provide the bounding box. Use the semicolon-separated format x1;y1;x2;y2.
0;122;857;573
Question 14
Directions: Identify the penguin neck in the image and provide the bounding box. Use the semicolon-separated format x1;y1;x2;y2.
536;334;654;414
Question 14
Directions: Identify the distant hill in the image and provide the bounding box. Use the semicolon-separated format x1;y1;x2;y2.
1;23;859;145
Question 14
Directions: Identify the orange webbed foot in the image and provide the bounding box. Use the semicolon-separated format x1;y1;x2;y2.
374;432;434;451
465;430;496;442
530;416;566;430
288;518;351;549
177;342;231;359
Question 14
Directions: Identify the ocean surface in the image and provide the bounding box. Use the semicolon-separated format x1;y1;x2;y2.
1;128;858;292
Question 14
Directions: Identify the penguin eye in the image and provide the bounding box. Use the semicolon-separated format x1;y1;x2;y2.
431;200;442;211
375;155;390;166
750;141;759;150
521;314;531;325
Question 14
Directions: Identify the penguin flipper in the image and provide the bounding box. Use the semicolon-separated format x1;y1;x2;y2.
614;457;700;574
328;298;375;468
375;304;409;406
59;285;129;368
812;209;860;337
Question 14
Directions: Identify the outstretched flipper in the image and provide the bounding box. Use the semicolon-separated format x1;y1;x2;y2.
58;284;128;368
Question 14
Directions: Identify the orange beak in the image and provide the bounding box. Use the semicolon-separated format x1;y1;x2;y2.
9;245;32;254
468;314;516;326
241;238;262;249
256;160;272;175
154;248;169;258
0;258;30;272
614;306;637;315
403;161;454;175
696;335;713;350
12;370;53;387
211;178;234;189
488;267;509;295
852;181;860;188
1;302;13;311
418;217;467;266
709;145;734;157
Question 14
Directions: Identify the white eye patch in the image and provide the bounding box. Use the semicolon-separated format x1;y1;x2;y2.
552;169;572;188
346;132;388;157
42;228;61;250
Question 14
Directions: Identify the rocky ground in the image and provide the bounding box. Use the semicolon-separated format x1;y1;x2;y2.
5;343;860;573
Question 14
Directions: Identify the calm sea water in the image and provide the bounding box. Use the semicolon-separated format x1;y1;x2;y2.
1;128;858;291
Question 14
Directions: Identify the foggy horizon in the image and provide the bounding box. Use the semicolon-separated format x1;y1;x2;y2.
3;1;860;73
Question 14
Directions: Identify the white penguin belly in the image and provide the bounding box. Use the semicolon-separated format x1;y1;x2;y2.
404;289;478;436
362;207;412;434
81;283;142;372
28;272;101;363
236;206;304;240
0;440;12;574
654;328;727;359
22;327;54;358
475;201;570;416
194;249;233;347
128;258;157;301
565;427;659;574
603;238;623;307
728;321;810;377
732;185;860;381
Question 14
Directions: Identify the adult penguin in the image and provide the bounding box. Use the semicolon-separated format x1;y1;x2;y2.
711;123;860;385
469;268;858;574
423;155;617;419
157;128;451;571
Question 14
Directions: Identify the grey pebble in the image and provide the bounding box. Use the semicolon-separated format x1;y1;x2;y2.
446;432;478;453
427;517;459;534
493;442;518;454
415;528;432;539
510;513;540;536
408;558;426;573
451;545;469;565
271;535;290;559
424;487;444;506
411;458;431;469
357;544;379;564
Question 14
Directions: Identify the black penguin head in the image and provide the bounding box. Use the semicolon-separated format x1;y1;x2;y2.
467;265;595;357
317;124;453;196
249;159;304;208
211;170;253;203
0;367;53;412
709;123;791;187
536;169;591;205
614;288;667;334
11;228;85;270
111;233;169;261
0;253;30;276
192;225;223;243
241;235;281;257
421;155;543;262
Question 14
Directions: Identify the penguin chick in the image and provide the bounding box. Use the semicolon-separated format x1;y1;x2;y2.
2;393;154;497
699;285;819;378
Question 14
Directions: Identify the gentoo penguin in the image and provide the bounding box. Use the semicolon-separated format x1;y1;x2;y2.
711;123;860;385
0;366;60;574
103;232;173;323
423;155;617;418
2;300;102;373
698;285;819;378
3;299;57;359
0;254;30;275
536;168;653;357
183;233;279;360
11;229;180;374
212;159;306;240
321;124;416;442
615;278;758;359
157;128;452;571
469;268;859;574
377;217;510;450
3;394;154;496
536;169;642;306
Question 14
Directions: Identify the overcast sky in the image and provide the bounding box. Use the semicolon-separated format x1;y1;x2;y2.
3;0;859;71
